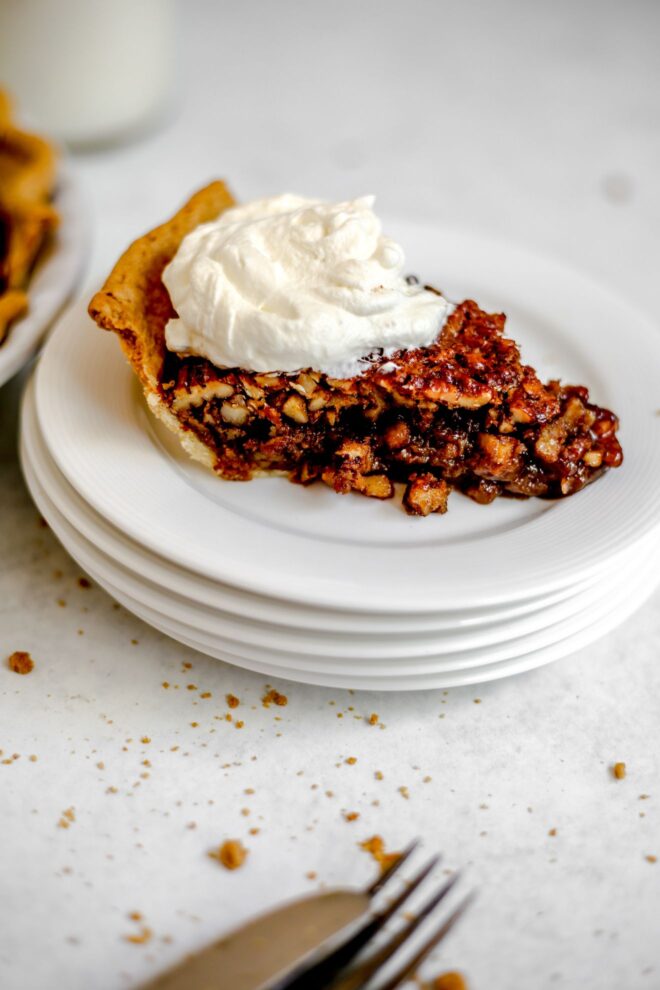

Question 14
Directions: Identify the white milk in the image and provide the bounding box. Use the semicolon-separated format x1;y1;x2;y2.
0;0;175;146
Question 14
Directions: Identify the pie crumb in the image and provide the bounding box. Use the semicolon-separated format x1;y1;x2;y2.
360;835;401;871
646;854;657;864
613;762;626;780
209;839;248;870
124;923;153;945
433;972;469;990
262;688;288;708
57;807;75;829
8;651;34;675
226;693;240;708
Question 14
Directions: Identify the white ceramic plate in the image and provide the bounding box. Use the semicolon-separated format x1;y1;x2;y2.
21;393;655;664
24;423;653;665
22;377;621;646
21;384;660;683
0;164;88;388
20;435;660;689
34;226;660;614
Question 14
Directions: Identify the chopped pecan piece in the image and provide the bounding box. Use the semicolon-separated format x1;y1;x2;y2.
403;474;450;516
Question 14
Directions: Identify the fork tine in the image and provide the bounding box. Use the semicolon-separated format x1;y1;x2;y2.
270;854;440;990
332;872;462;990
375;891;477;990
366;839;420;897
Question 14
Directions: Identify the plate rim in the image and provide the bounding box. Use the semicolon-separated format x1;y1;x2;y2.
34;227;660;612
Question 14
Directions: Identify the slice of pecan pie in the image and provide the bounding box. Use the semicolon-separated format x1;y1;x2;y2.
0;90;59;345
88;181;622;516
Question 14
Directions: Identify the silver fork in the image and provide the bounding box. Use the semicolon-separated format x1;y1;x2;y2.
269;841;474;990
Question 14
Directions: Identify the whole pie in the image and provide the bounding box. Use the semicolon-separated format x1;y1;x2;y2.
0;90;59;345
88;182;622;516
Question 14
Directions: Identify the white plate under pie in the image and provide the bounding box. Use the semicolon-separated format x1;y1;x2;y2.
21;377;660;688
22;373;624;640
0;163;88;389
23;415;655;664
20;431;660;689
19;392;655;663
34;224;660;613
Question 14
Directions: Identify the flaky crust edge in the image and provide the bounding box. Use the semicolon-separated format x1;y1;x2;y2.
87;180;235;471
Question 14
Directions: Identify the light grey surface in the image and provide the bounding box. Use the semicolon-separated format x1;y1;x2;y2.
1;2;660;988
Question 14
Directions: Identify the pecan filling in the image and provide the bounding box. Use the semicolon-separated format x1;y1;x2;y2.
158;300;622;516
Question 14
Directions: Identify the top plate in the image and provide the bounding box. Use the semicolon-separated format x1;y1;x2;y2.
34;221;660;612
0;162;88;388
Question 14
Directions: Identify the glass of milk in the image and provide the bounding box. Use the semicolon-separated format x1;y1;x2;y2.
0;0;176;146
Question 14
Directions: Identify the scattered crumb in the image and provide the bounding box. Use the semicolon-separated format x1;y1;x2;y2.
57;807;75;829
209;839;248;871
423;775;432;783
78;577;91;589
200;692;212;699
646;855;657;864
187;684;197;691
124;932;153;945
226;693;240;709
235;720;244;729
57;599;66;608
29;755;38;762
613;762;626;780
398;786;410;800
433;972;469;990
140;737;151;744
344;811;360;822
473;699;481;704
360;835;401;871
368;713;378;725
7;651;34;675
345;757;357;766
162;682;170;689
306;871;317;880
374;771;384;781
262;688;288;708
548;828;557;837
249;828;260;836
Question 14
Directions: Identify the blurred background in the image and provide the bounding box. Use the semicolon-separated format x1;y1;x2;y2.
2;0;658;311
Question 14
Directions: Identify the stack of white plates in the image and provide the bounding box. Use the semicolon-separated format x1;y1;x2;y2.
19;223;660;690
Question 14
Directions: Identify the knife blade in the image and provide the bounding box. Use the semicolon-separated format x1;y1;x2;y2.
138;888;371;990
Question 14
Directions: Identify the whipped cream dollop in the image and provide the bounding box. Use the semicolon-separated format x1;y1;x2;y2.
163;194;452;378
